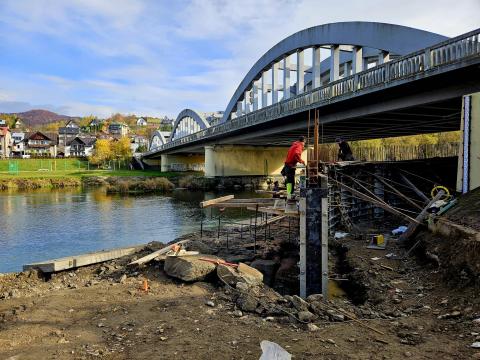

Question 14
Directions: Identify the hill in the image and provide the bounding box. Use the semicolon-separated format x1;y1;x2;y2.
1;109;78;126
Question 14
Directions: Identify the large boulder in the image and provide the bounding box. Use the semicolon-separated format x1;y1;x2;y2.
250;259;278;286
164;255;219;282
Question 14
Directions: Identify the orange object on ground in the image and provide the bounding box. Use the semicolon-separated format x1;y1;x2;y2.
142;279;149;292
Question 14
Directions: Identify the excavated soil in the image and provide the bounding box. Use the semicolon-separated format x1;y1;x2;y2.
1;230;480;359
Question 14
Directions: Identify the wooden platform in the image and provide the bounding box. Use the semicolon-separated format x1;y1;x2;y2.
23;244;145;273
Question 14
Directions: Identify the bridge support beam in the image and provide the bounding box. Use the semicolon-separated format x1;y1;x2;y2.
160;154;205;172
204;145;307;177
457;92;480;193
352;46;363;73
283;55;291;100
296;50;305;95
330;45;340;82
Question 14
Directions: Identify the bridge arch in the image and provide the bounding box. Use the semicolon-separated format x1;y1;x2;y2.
149;130;167;150
222;21;448;122
171;109;210;141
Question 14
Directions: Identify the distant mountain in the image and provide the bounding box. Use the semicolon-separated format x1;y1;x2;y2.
1;109;79;126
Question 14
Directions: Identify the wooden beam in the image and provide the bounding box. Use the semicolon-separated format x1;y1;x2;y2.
399;173;429;202
24;245;144;273
330;179;420;224
128;240;191;266
200;195;234;208
246;206;300;217
398;190;444;243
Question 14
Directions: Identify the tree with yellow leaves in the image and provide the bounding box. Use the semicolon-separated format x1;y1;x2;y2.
111;136;133;161
89;139;112;166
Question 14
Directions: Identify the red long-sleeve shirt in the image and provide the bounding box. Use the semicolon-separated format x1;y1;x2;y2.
285;141;305;167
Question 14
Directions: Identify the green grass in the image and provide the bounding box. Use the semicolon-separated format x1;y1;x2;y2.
0;159;182;179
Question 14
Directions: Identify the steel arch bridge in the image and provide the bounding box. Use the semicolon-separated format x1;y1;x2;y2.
143;21;480;158
221;21;447;123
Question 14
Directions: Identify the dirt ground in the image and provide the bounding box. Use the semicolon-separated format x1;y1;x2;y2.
1;230;480;360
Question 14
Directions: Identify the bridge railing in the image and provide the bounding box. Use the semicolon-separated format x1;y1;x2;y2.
149;28;480;154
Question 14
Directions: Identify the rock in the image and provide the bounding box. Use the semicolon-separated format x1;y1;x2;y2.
404;351;412;357
291;295;309;312
331;313;345;322
233;310;243;317
119;274;127;284
250;259;278;287
298;311;317;323
471;353;480;360
327;339;336;345
217;263;263;287
306;323;319;332
164;255;219;282
474;318;480;325
236;293;258;312
187;241;215;255
205;301;215;307
472;342;480;349
306;294;323;303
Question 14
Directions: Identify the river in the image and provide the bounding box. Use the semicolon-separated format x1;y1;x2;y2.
0;188;256;273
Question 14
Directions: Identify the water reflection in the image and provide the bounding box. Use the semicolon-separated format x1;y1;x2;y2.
0;188;262;273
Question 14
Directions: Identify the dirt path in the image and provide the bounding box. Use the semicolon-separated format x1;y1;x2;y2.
1;232;480;359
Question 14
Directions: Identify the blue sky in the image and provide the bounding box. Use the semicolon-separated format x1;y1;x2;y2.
0;0;478;118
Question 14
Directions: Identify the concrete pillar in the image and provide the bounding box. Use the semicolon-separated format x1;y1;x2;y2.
296;50;305;94
203;145;307;177
236;101;243;117
243;91;250;114
344;62;352;77
299;175;329;298
261;71;268;108
378;51;390;64
352;46;363;73
330;45;340;82
252;81;259;111
271;62;279;103
457;92;480;193
312;46;321;89
283;55;291;100
161;153;205;173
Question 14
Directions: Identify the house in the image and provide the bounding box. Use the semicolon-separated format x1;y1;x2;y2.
65;136;96;157
161;116;174;126
14;118;24;129
58;127;80;145
24;132;58;157
136;118;148;126
10;132;25;157
65;119;79;128
0;120;6;126
0;127;11;159
130;135;148;153
108;122;129;136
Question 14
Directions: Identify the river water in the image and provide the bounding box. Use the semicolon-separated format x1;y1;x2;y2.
0;188;255;273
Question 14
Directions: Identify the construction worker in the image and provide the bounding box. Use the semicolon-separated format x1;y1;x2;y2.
336;137;355;161
282;136;305;196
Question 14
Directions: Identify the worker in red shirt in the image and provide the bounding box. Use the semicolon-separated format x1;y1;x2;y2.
282;136;305;196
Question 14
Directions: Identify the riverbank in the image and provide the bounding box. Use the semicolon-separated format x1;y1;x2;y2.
0;170;179;191
1;228;479;359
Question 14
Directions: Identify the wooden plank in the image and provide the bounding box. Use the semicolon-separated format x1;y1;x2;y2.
128;240;191;266
246;206;300;217
24;244;145;273
330;179;420;224
398;190;444;243
399;173;429;202
200;195;234;208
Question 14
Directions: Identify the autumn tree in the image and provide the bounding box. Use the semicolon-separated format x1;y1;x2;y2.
89;139;112;166
111;137;132;161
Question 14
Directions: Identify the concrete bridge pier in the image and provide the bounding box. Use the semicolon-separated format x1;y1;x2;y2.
160;154;205;172
457;91;480;193
204;145;307;178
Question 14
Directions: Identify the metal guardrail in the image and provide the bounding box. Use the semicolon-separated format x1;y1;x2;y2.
145;28;480;156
